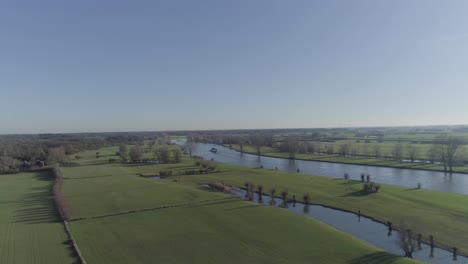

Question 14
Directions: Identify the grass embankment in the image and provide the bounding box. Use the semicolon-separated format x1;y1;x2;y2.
182;164;468;254
0;171;76;264
62;149;419;264
227;144;468;173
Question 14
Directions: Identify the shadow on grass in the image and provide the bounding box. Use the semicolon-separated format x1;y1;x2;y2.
339;190;370;198
13;172;61;224
224;204;264;211
404;188;420;191
347;252;405;264
63;174;114;180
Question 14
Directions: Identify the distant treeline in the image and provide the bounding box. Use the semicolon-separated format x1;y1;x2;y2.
0;135;146;174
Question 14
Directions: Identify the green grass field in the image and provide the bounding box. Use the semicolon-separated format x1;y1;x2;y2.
60;148;420;263
181;164;468;253
69;199;416;264
0;171;76;264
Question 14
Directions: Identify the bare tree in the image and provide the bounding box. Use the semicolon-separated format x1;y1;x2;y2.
427;145;437;164
236;136;247;153
392;143;404;161
406;144;418;162
339;142;351;156
158;146;171;164
119;145;128;161
129;145;142;162
173;148;182;163
47;147;67;165
433;135;464;172
184;137;196;157
283;135;300;159
372;144;381;158
251;134;264;156
398;222;417;258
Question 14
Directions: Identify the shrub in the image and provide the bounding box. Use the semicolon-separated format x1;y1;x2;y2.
362;182;380;194
303;194;310;205
108;158;116;163
159;169;173;177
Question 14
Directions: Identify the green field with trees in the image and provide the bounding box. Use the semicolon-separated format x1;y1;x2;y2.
60;145;420;263
1;129;467;263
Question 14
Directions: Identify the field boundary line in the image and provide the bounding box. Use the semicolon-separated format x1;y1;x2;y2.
50;168;88;264
69;196;239;222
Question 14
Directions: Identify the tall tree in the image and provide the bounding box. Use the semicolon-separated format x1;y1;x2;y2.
433;135;464;172
372;144;381;158
339;142;351;156
406;144;418;162
283;135;300;159
251;134;264;156
47;147;67;165
158;146;171;163
184;137;196;157
236;135;247;153
119;145;128;161
398;223;416;258
392;143;404;161
173;148;182;163
129;146;142;162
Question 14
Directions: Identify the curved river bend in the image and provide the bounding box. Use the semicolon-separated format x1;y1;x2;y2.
227;188;466;264
179;141;468;195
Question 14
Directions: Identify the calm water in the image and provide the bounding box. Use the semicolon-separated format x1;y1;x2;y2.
179;140;468;195
228;188;465;264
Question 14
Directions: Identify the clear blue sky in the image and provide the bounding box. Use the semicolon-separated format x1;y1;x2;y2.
1;0;467;133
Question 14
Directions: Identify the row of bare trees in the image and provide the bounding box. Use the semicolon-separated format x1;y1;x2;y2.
192;133;466;171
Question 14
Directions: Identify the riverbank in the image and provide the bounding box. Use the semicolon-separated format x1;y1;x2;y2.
182;162;468;257
223;144;468;174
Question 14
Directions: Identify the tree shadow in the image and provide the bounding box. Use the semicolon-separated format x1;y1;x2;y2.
339;191;370;198
64;174;113;180
13;172;61;224
347;252;406;264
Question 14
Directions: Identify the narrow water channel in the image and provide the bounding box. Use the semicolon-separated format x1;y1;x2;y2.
177;140;468;195
225;188;465;264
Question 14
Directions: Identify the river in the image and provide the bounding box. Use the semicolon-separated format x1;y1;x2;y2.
178;140;468;195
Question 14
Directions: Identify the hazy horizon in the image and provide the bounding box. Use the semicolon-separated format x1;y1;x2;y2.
2;0;468;134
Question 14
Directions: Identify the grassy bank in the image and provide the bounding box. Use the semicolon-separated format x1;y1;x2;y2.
70;199;416;264
226;144;468;173
61;149;420;263
0;171;76;264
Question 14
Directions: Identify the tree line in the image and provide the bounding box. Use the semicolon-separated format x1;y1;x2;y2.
194;134;466;173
